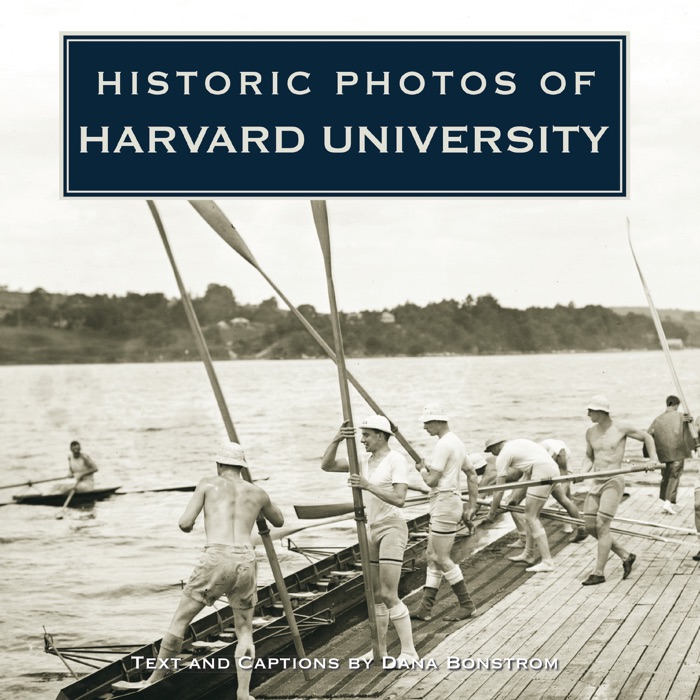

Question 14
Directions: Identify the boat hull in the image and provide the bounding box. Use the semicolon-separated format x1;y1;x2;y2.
52;512;434;700
13;487;120;507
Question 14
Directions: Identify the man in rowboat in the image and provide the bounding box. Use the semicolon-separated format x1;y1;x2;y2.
580;395;658;586
51;440;98;494
321;415;419;663
410;404;479;622
113;441;283;699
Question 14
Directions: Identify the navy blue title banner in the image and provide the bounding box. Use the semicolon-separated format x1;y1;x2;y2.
62;34;627;197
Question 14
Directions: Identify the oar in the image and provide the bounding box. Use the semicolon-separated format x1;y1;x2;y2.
310;199;380;660
500;502;696;547
627;218;699;448
295;494;432;520
478;463;662;495
0;476;70;491
188;200;422;465
148;202;311;678
56;486;78;520
254;514;355;544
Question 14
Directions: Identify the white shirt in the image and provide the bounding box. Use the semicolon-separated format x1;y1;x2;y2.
496;439;557;478
361;450;409;524
539;439;571;461
430;431;466;493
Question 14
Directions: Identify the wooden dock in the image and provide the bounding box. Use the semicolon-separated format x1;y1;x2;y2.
253;486;700;700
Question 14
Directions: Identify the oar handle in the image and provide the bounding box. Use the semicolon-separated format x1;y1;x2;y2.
477;463;662;495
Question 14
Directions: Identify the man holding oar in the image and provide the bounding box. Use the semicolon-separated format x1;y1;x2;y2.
113;442;283;698
580;395;658;586
321;415;419;663
411;404;479;622
485;437;558;573
55;440;98;493
647;395;694;515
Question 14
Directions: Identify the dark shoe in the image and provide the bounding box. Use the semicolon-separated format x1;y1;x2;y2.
622;492;631;499
622;553;636;580
572;528;588;543
582;574;605;586
693;551;700;562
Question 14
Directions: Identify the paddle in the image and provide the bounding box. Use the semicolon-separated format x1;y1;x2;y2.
0;476;71;491
188;200;423;465
148;201;311;677
56;486;78;520
628;218;699;449
310;200;380;660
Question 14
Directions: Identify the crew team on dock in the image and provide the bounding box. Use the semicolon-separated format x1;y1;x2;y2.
104;391;696;695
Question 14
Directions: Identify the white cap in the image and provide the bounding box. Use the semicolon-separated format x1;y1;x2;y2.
468;452;488;471
484;435;506;452
420;403;449;423
214;441;248;467
359;414;392;435
587;395;611;413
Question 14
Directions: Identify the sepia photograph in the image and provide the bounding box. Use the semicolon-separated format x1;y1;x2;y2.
2;3;700;699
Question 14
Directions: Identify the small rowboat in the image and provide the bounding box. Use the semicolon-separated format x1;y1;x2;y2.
13;487;121;507
48;510;457;700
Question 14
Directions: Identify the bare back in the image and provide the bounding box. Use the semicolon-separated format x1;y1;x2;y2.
179;472;279;546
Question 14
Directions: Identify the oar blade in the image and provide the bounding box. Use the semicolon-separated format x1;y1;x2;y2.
190;200;259;268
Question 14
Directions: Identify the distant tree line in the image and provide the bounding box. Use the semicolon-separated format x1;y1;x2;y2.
1;285;690;358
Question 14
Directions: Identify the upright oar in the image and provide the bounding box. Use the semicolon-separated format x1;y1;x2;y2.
627;218;699;447
188;200;422;464
146;202;311;678
310;200;380;660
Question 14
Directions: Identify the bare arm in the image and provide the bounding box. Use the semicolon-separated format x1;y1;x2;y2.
581;431;594;474
261;494;284;528
420;462;441;488
321;423;353;472
624;425;659;462
487;476;507;520
461;458;479;517
82;454;98;474
348;474;407;506
178;480;207;532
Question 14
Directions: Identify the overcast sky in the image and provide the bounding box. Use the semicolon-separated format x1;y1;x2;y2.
2;2;699;314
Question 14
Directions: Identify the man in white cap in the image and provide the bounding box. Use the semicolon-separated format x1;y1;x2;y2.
113;441;284;697
539;439;587;542
484;436;559;573
410;403;479;622
580;395;658;586
321;415;419;663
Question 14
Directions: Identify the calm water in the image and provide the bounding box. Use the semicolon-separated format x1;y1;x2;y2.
1;351;699;698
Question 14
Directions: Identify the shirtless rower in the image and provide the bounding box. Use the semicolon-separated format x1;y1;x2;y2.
411;404;479;622
580;395;658;586
113;442;283;699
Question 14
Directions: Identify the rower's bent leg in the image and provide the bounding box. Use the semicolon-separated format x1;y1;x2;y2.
524;493;554;569
231;605;256;700
150;594;203;682
411;567;441;621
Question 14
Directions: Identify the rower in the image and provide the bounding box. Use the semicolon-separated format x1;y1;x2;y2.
321;415;419;663
411;404;479;622
485;436;559;573
579;396;658;586
112;442;284;699
53;440;98;494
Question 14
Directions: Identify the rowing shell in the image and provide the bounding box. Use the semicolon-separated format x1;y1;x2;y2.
12;487;121;507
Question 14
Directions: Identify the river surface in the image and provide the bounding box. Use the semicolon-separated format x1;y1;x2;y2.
1;351;699;698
